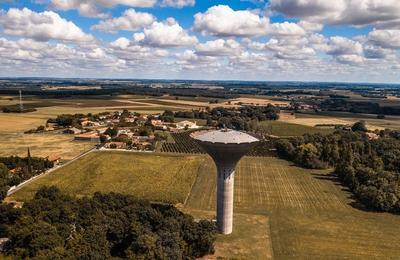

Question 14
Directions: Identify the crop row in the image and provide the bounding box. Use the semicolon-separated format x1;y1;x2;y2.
161;132;205;154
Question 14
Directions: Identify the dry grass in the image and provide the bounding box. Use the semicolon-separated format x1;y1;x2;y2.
0;132;93;160
291;112;400;131
231;97;289;106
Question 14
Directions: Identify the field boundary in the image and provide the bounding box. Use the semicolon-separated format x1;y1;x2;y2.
7;147;96;197
183;156;208;207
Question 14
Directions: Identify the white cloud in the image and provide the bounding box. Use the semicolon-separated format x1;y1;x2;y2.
363;44;393;59
270;0;400;29
133;18;197;48
269;21;306;36
368;29;400;49
194;5;270;37
298;21;323;33
50;0;157;18
161;0;195;8
91;9;155;33
335;54;365;65
0;37;125;72
109;37;169;62
326;37;363;56
193;5;307;38
325;37;365;64
195;39;241;56
248;37;316;60
0;8;93;42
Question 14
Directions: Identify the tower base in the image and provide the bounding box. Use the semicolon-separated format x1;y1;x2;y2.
217;164;235;234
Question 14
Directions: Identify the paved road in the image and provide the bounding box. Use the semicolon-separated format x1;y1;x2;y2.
7;148;97;197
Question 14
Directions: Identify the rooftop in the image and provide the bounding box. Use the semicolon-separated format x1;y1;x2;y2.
192;129;259;144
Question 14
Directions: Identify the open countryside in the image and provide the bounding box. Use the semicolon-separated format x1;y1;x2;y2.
8;152;400;259
1;80;400;258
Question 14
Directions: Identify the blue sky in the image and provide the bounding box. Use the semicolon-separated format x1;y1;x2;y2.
0;0;399;83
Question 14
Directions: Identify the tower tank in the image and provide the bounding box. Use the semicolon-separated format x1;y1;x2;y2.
191;129;259;234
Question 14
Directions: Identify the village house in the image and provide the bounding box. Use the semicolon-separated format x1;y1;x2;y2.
366;132;379;140
81;120;101;127
176;120;199;130
151;120;168;130
105;142;126;149
74;132;100;142
63;127;82;135
47;154;61;165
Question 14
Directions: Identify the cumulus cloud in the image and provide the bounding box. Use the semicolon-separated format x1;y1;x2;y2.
109;37;169;63
326;37;363;56
50;0;157;18
269;0;400;29
161;0;195;8
133;18;197;48
324;37;365;64
194;5;270;37
195;39;241;56
0;8;93;42
269;22;306;36
91;9;155;33
193;5;307;38
368;29;400;49
0;37;125;73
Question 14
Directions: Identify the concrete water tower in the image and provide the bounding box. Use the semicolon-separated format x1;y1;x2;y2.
191;129;259;234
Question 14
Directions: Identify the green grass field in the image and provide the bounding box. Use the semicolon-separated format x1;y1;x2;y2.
258;121;334;137
7;152;400;259
186;156;400;259
8;152;203;204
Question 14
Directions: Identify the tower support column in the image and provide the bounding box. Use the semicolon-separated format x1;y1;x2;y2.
216;163;236;234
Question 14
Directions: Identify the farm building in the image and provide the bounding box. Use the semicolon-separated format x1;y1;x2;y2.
74;132;100;142
176;120;199;130
63;127;82;135
151;120;168;130
105;142;126;149
46;154;61;165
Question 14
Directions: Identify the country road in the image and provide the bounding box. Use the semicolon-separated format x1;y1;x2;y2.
7;147;97;197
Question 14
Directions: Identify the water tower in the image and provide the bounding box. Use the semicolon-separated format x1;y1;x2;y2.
191;129;259;234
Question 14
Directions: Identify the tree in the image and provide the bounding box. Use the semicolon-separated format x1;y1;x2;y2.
27;148;33;176
160;110;174;123
1;187;217;259
0;180;8;201
99;134;108;143
352;121;368;132
104;127;119;137
138;126;152;137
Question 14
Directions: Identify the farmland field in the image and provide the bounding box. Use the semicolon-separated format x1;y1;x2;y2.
258;121;334;137
0;96;201;161
8;153;400;259
0;132;93;160
8;151;203;204
282;111;400;131
186;156;400;259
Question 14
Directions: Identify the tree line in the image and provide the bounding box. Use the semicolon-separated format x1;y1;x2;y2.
47;113;103;127
161;105;280;131
0;154;53;201
320;98;400;116
0;187;216;259
275;126;400;212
